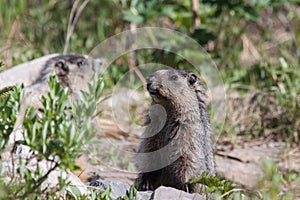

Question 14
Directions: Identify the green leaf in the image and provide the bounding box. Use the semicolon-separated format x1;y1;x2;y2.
100;186;113;200
122;10;144;24
66;185;82;199
41;121;49;154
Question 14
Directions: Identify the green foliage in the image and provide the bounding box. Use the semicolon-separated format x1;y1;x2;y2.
99;187;113;200
0;0;121;63
0;85;22;152
66;186;111;200
20;74;90;174
117;186;137;200
0;73;104;199
224;57;300;141
102;64;129;90
226;58;300;112
258;158;300;200
188;168;300;199
83;185;137;200
188;172;237;198
226;58;300;91
0;61;3;73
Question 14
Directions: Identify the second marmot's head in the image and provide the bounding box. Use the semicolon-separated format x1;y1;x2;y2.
48;54;103;92
146;69;207;108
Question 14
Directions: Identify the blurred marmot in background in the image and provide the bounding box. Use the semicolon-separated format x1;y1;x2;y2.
0;54;103;95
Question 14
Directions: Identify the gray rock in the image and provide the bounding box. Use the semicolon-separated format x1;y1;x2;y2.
88;180;131;199
135;191;153;200
87;179;155;200
152;186;206;200
0;153;89;196
86;180;209;200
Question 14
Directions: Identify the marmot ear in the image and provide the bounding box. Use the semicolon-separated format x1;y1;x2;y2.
55;60;69;75
188;73;197;85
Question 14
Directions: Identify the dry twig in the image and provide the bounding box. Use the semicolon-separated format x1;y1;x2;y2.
63;0;90;54
191;0;200;29
5;17;20;66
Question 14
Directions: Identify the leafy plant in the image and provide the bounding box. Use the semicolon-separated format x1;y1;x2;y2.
118;186;137;200
258;158;300;200
99;187;113;200
223;57;300;141
0;85;22;152
0;73;104;199
188;172;237;199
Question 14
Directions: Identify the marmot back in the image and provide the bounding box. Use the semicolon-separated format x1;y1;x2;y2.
135;69;215;193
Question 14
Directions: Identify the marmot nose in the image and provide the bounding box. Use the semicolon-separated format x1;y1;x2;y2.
147;82;159;95
146;83;152;91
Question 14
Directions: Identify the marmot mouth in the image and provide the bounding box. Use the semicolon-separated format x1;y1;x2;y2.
148;88;159;96
147;82;160;96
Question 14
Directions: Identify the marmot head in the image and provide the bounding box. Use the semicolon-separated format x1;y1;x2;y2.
146;69;207;108
48;55;103;92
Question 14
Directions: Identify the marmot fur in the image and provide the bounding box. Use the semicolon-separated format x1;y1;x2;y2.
135;69;215;192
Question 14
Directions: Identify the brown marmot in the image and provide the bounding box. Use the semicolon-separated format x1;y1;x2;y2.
27;54;103;95
135;69;216;193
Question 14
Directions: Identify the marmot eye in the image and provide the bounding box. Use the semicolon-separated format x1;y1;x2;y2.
169;75;178;81
77;60;86;67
